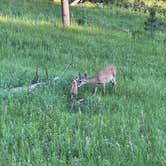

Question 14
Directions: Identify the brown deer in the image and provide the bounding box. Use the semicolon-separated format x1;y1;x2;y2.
77;65;116;95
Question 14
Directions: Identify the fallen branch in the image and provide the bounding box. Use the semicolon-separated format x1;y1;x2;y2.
70;0;82;6
59;54;73;79
0;56;74;96
0;83;41;96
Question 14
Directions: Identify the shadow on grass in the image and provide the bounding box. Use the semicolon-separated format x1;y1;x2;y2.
1;0;165;35
0;14;113;38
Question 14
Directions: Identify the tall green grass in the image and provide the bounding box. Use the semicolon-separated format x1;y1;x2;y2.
0;0;166;165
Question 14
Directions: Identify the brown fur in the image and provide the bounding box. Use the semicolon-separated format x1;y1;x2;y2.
78;65;116;95
70;78;78;99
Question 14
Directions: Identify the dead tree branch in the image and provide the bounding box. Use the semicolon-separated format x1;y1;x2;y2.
70;0;82;6
59;55;73;79
0;56;74;96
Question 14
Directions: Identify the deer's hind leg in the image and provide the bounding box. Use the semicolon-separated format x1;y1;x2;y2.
102;83;106;95
110;79;116;94
93;86;98;95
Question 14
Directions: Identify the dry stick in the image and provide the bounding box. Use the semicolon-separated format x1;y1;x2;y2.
0;56;74;96
59;55;73;79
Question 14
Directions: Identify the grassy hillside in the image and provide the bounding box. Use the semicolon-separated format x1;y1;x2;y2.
0;0;166;165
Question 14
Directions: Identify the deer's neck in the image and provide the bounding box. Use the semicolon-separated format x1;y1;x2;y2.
87;76;98;84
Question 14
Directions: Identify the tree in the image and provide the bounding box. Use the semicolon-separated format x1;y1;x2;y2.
61;0;70;26
144;7;158;38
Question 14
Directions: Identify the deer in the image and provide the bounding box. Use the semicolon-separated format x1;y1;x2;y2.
70;77;78;99
77;65;116;95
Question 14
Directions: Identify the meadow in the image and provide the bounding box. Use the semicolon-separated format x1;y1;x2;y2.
0;0;166;165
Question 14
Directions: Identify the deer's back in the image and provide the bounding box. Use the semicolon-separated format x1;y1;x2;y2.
95;65;116;83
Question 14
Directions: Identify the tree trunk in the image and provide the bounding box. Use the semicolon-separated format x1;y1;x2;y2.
61;0;70;26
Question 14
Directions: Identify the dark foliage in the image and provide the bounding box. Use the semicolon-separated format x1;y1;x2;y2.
144;7;165;38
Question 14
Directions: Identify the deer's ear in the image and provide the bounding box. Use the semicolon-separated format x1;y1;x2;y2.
84;73;87;78
79;73;81;78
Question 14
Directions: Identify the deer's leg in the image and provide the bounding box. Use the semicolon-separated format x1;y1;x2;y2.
75;93;77;99
110;79;116;94
93;86;98;95
102;83;106;95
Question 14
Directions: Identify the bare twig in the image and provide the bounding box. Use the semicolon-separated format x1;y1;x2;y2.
59;55;74;79
31;67;39;84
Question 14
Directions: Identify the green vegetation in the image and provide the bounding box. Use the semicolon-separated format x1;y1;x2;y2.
0;0;166;165
144;6;165;38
